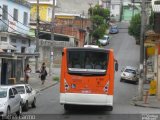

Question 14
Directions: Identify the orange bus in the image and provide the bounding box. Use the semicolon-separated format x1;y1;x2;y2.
60;46;118;111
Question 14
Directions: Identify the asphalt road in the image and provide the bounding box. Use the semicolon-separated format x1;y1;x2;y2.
25;22;160;120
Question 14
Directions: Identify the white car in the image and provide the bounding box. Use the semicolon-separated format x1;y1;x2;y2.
14;84;37;112
0;86;22;118
120;66;139;84
98;35;110;46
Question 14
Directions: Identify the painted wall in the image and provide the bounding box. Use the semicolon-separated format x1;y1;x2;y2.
0;0;30;35
30;4;52;22
110;0;121;21
9;36;35;53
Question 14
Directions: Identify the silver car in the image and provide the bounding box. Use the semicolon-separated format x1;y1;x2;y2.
120;66;139;84
98;35;110;46
0;86;22;118
14;84;37;112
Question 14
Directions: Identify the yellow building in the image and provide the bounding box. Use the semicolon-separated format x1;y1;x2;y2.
28;0;56;22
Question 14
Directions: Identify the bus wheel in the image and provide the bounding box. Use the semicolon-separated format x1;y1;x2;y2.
64;104;70;111
107;106;113;111
120;78;123;82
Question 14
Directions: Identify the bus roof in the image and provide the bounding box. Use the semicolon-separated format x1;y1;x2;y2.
84;45;99;48
64;47;112;53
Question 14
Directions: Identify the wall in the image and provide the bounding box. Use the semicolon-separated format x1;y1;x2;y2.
110;0;121;21
9;35;35;53
0;0;30;34
31;4;52;22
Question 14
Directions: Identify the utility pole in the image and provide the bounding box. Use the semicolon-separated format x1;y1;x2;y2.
35;0;40;71
49;0;55;75
132;0;135;17
88;2;93;44
138;0;146;101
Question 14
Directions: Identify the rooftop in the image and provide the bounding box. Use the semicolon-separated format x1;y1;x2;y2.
10;0;31;8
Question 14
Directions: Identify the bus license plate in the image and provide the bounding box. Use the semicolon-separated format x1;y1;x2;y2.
81;90;91;94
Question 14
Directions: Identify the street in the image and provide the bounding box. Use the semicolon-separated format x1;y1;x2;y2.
25;22;160;119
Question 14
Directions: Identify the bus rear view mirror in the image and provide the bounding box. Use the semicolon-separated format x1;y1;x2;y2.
115;62;118;72
62;52;64;56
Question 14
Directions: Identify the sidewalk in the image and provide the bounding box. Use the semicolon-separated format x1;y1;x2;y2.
20;67;61;93
131;83;160;109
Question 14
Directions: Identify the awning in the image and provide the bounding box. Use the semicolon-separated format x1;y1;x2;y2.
0;43;16;50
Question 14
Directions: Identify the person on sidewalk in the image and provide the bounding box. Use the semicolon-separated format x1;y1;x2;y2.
24;64;32;84
41;62;46;69
40;66;48;85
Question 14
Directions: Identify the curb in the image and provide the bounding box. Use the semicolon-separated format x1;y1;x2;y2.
132;101;160;109
36;81;59;94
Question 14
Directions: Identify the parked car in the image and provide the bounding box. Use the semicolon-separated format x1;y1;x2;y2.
0;86;22;118
120;66;139;84
109;25;119;34
14;84;37;112
98;35;110;46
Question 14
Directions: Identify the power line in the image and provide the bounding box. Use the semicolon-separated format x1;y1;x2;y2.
0;5;32;29
0;19;29;36
0;14;29;32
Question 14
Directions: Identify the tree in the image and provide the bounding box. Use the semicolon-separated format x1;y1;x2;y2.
128;13;141;44
88;5;110;43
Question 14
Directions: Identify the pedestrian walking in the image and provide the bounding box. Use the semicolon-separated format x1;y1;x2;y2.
40;66;48;85
41;62;46;69
24;64;32;84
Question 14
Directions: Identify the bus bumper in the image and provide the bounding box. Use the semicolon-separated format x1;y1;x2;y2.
60;93;113;106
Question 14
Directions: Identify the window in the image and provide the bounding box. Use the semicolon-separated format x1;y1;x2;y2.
9;89;14;96
27;85;32;92
1;37;7;42
12;88;18;95
25;86;31;93
112;5;115;9
2;5;8;20
67;50;109;76
23;12;28;25
21;47;26;53
15;86;25;94
22;40;26;44
11;38;16;43
48;8;52;19
13;8;18;21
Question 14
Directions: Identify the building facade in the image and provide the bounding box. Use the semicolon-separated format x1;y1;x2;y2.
28;0;57;22
0;0;35;53
0;0;38;85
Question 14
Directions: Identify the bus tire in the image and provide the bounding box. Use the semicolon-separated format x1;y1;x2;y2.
107;106;113;111
64;104;70;111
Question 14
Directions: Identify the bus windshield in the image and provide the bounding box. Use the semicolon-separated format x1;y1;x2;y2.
67;49;109;75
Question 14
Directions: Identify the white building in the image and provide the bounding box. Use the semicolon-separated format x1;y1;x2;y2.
0;0;35;53
98;0;122;21
110;0;122;21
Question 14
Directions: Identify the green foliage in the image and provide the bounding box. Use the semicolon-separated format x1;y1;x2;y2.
93;24;106;39
128;13;141;42
53;76;59;81
88;5;110;42
148;10;154;30
92;5;110;19
91;15;104;26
